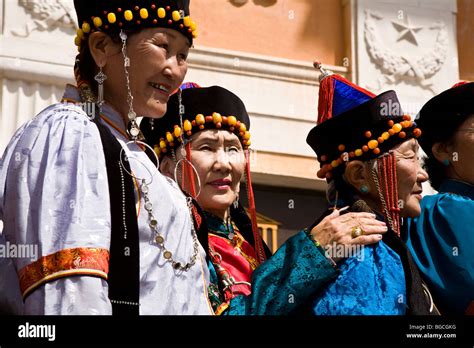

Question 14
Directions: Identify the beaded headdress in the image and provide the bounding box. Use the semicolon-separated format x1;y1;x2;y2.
141;84;266;264
73;0;197;51
307;63;422;236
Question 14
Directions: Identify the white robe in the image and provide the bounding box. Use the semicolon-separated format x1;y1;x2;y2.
0;85;213;315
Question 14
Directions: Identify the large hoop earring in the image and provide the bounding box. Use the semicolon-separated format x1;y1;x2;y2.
119;140;160;185
174;158;202;199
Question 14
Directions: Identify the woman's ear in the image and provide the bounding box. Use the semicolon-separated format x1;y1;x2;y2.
88;32;119;68
160;156;175;179
431;142;452;164
344;160;371;194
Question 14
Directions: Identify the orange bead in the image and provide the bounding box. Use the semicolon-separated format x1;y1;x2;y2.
388;120;394;126
368;140;378;150
388;129;395;136
362;145;369;152
365;131;372;138
403;114;411;121
377;137;384;144
212;112;222;124
413;128;422;137
320;155;328;162
183;119;192;132
331;160;339;168
349;151;355;158
195;114;205;125
355;149;363;157
392;123;402;133
373;148;381;155
399;131;406;138
338;144;345;152
382;132;390;140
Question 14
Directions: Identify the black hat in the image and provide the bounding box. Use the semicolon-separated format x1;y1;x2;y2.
141;85;251;157
416;82;474;156
73;0;196;50
307;65;421;180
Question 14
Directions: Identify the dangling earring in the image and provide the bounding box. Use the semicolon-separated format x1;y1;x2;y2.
119;30;139;139
443;159;450;166
360;185;369;194
94;66;107;110
233;193;239;209
149;118;155;131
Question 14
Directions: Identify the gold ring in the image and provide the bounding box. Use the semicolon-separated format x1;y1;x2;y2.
351;226;364;238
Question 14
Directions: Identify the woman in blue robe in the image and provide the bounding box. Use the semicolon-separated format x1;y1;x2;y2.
140;84;389;315
305;63;436;315
404;82;474;315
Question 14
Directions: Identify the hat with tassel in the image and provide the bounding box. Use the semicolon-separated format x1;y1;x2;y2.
307;62;422;181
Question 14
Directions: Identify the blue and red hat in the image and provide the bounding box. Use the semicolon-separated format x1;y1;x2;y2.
307;62;422;180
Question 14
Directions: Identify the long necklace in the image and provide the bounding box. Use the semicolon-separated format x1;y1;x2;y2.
139;177;200;271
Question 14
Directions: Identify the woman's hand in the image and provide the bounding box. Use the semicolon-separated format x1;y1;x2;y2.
310;207;388;263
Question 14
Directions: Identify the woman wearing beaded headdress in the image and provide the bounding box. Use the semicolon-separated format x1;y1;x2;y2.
0;0;214;315
305;63;437;315
141;84;390;315
404;82;474;315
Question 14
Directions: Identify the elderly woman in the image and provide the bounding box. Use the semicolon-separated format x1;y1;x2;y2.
404;82;474;315
0;0;212;315
305;64;435;315
140;84;389;315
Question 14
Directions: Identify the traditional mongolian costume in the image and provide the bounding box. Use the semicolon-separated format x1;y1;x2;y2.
306;64;436;315
404;82;474;315
0;0;213;315
140;84;340;315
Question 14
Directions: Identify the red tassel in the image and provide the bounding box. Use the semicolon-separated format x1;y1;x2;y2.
185;143;197;198
244;149;266;265
317;74;376;124
317;76;335;124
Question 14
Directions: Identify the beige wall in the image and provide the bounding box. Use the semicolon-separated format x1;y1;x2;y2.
191;0;345;66
457;0;474;81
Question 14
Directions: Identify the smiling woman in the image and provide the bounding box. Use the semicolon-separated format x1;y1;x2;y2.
141;84;390;315
0;0;214;316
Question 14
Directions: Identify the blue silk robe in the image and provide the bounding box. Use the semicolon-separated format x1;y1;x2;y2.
405;179;474;315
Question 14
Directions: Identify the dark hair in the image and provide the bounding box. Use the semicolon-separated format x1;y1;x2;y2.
422;113;472;191
424;154;446;191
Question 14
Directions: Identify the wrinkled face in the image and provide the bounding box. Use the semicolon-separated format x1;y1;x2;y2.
392;139;429;218
362;139;428;218
186;130;246;218
104;28;190;118
448;115;474;185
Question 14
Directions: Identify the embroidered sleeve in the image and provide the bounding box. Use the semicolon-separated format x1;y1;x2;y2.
0;104;113;314
223;230;338;315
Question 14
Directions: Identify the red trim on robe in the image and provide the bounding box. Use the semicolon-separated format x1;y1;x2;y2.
209;231;258;297
19;247;110;299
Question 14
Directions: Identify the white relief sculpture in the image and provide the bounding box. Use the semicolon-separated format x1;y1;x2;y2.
11;0;76;37
364;10;448;93
391;15;423;46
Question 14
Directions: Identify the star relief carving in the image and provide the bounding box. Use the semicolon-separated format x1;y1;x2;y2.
391;15;423;46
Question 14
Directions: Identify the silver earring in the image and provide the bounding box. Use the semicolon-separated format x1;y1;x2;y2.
120;30;139;139
149;118;155;131
94;66;107;110
233;194;239;209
